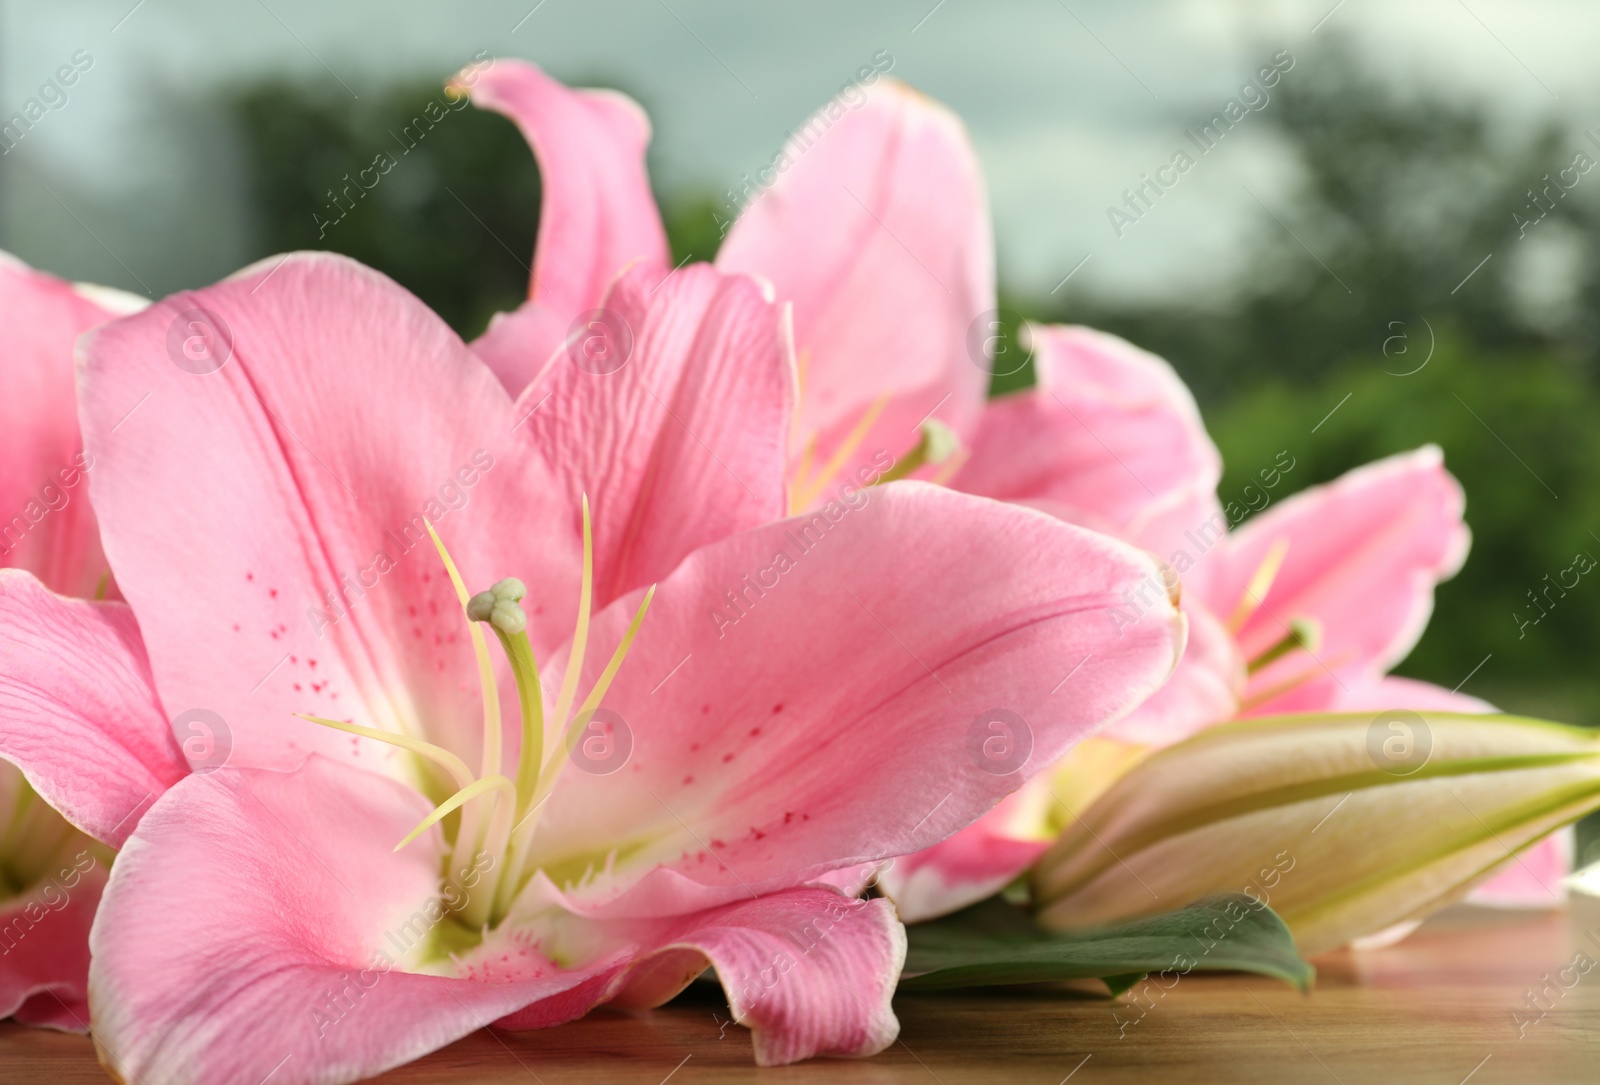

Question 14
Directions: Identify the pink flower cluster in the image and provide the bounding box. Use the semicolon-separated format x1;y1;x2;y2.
0;61;1564;1084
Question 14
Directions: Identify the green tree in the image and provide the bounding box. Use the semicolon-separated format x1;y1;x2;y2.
229;77;540;339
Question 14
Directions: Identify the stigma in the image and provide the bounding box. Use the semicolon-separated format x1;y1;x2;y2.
296;499;652;934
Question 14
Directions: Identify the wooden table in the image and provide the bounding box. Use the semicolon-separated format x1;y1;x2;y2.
6;899;1600;1083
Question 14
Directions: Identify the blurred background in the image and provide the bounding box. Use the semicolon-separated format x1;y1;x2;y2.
3;0;1597;736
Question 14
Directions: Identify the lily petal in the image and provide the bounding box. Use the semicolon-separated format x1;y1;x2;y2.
883;734;1152;922
877;785;1054;923
1258;672;1495;718
1194;447;1469;695
0;570;184;846
465;60;669;394
0;864;106;1032
78;253;580;775
514;262;793;606
952;324;1224;562
0;251;142;597
527;483;1185;916
717;78;992;489
564;889;903;1065
1469;827;1572;908
1031;713;1600;955
1104;598;1244;745
88;758;628;1085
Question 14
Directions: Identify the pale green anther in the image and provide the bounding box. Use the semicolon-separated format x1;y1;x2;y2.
876;418;961;485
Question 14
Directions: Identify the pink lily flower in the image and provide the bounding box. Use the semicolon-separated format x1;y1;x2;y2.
716;79;993;506
888;334;1569;923
677;75;1567;924
44;250;1183;1082
460;61;990;513
465;60;670;395
438;58;1559;937
0;250;146;598
0;252;177;1030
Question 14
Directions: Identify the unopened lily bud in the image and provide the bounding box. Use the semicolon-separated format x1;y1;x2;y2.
1030;713;1600;956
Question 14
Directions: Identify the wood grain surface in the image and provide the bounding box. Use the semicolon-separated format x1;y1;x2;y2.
5;898;1600;1084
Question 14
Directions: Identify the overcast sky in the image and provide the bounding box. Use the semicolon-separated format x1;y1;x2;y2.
1;0;1594;302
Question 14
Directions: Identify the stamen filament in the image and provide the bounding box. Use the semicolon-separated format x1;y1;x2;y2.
300;505;659;936
568;585;656;738
1237;666;1324;713
791;433;819;508
423;520;497;867
930;446;972;486
1227;537;1290;633
789;393;890;511
294;714;475;793
506;583;658;901
788;348;810;461
550;497;595;738
1238;646;1359;711
426;521;503;782
394;774;516;852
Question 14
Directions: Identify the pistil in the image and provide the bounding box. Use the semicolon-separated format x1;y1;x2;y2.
1247;617;1323;675
296;503;655;937
466;576;545;813
875;419;961;485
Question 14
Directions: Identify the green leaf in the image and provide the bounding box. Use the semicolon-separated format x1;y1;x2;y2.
900;893;1314;993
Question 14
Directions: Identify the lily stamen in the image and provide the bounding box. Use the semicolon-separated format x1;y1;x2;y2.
789;392;891;512
548;498;596;765
291;714;476;794
297;506;653;934
1227;536;1290;633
